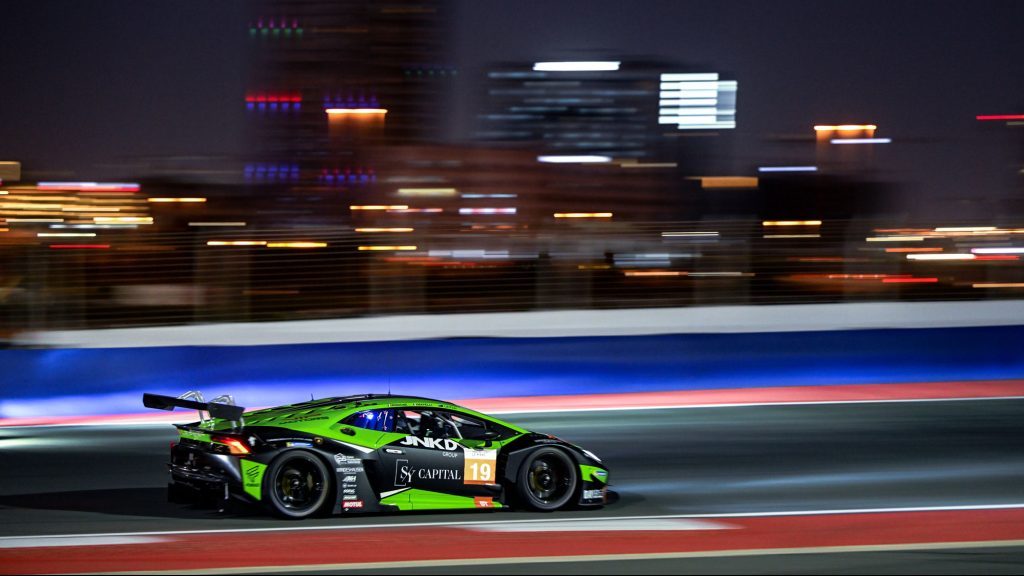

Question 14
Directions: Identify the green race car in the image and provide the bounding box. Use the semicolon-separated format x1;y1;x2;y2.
144;392;610;518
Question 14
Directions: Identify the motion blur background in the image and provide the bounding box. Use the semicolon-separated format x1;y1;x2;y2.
0;0;1022;335
3;4;1024;573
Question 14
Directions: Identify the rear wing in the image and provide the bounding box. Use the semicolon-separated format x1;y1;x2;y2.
143;392;245;421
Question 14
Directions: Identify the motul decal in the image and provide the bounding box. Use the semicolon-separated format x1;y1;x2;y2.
474;497;494;508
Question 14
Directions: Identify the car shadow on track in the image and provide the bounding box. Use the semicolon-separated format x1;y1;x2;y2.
0;488;264;520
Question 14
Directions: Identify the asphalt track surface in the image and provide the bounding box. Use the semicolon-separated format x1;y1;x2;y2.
2;399;1024;573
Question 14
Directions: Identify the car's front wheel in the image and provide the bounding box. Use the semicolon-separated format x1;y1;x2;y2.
516;448;578;511
265;451;331;519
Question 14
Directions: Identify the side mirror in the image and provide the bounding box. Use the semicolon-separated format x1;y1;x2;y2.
340;427;356;436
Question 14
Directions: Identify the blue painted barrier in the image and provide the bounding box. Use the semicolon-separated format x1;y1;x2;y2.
2;325;1023;418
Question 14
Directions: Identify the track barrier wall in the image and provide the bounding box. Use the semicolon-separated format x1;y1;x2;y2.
2;306;1024;419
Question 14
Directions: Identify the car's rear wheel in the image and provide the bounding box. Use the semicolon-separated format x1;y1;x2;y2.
265;451;331;519
516;448;577;511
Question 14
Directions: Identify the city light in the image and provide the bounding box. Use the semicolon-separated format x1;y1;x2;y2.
358;245;417;251
397;188;457;196
906;253;976;260
206;240;267;246
459;208;517;215
866;236;925;242
700;177;758;189
48;244;109;249
881;277;939;283
553;212;613;218
189;222;247;227
325;108;388;115
350;205;409;210
147;198;207;203
975;114;1024;121
935;226;997;232
762;220;822;226
619;162;678;169
831;138;892;144
624;271;688;277
94;216;153;224
532;61;621;72
355;228;414;233
814;124;877;131
659;73;737;130
885;247;943;253
537;155;613;164
37;182;140;192
6;218;64;223
266;242;328;248
758;166;818;173
37;232;96;237
972;247;1024;254
387;208;443;214
662;231;719;237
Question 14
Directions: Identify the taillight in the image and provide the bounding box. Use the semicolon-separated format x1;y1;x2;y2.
212;435;251;455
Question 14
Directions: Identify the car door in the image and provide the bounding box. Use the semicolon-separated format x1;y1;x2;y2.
375;407;493;509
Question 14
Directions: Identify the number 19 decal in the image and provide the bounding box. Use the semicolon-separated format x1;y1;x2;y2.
464;448;497;485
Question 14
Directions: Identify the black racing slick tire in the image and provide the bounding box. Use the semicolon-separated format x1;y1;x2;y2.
265;451;332;519
516;448;578;511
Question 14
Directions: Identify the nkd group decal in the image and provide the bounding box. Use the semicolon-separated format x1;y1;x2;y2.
400;436;460;452
394;459;462;487
464;447;497;485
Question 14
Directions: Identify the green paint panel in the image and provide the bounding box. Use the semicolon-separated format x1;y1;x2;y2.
240;460;267;501
580;464;609;484
406;488;502;510
178;429;210;443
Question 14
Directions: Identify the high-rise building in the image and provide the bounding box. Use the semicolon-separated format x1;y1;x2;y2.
477;60;737;166
243;0;454;224
475;59;740;220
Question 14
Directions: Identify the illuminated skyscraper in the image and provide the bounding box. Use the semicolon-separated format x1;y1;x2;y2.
243;0;453;224
477;60;737;165
476;60;740;219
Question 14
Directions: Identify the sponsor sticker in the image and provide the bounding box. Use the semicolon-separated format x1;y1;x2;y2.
582;489;604;501
400;436;461;452
342;500;364;509
342;475;356;483
395;459;462;486
343;488;356;495
474;496;494;508
395;459;412;487
336;466;364;474
464;447;498;485
334;454;361;466
343;495;358;501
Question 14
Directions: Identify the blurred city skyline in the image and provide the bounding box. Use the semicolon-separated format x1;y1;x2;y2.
1;1;1022;217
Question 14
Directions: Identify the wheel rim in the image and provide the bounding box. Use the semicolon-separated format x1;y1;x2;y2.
527;455;572;504
274;459;325;513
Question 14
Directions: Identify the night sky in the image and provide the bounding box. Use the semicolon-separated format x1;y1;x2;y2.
2;0;1022;215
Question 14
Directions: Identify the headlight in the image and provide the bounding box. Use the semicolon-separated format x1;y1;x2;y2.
582;449;602;463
